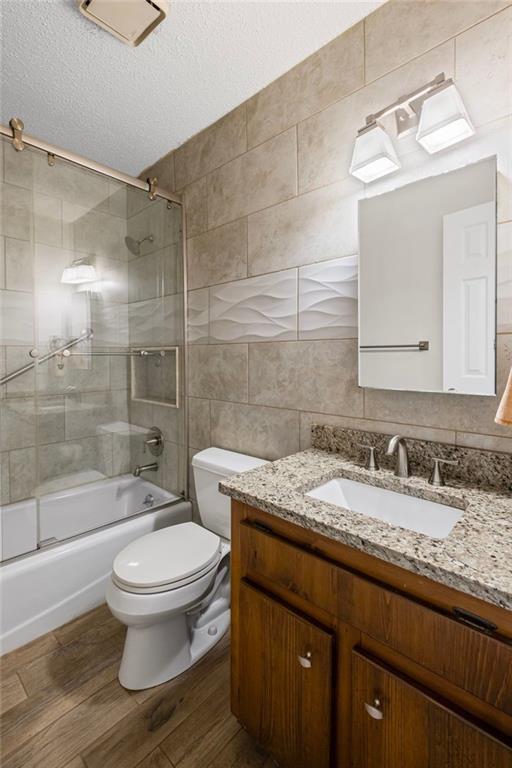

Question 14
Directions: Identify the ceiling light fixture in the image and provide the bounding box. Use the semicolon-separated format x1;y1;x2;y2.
61;257;97;285
349;73;475;183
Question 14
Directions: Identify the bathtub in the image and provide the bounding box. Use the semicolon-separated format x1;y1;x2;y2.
0;476;192;654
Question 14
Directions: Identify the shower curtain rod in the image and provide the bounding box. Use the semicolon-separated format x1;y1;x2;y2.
0;121;182;206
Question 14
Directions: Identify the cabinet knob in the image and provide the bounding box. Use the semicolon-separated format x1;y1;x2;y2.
364;698;383;720
298;651;312;669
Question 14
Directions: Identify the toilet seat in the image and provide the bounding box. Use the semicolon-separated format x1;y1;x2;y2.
112;522;222;595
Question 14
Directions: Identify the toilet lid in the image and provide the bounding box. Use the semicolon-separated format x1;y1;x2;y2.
113;522;221;590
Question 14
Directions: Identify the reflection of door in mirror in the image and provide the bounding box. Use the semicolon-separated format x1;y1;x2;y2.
443;202;496;395
358;156;496;396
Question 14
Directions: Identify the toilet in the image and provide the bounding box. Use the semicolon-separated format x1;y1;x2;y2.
106;447;268;690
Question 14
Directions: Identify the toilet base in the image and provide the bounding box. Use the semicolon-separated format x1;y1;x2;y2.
118;606;230;690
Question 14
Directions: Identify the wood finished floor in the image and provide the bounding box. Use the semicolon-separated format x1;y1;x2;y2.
0;605;275;768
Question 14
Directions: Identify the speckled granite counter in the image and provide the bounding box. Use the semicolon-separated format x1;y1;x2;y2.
219;449;512;611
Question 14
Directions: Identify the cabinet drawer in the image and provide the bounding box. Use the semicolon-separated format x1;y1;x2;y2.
340;571;512;715
239;520;339;618
351;649;512;768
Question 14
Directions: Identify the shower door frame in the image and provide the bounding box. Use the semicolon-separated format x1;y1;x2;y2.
0;120;190;499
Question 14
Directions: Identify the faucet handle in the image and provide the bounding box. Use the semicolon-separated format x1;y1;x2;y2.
429;457;458;487
357;444;380;472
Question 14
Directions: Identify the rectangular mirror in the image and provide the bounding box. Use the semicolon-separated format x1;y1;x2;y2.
358;156;497;395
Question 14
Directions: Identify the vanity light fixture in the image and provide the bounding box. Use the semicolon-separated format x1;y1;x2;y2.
349;123;401;183
415;80;475;154
349;73;475;182
61;257;97;285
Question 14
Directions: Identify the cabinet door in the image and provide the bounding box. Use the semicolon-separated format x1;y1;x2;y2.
238;580;333;768
351;650;512;768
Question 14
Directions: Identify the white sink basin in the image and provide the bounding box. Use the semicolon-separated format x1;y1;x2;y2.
306;477;462;539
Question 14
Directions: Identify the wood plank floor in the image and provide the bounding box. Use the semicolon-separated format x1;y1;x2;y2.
0;605;275;768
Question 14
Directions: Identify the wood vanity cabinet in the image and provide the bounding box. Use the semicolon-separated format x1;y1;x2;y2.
230;501;512;768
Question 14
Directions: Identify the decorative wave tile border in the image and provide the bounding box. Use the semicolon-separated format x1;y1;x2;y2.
188;288;209;344
298;255;358;340
210;269;298;343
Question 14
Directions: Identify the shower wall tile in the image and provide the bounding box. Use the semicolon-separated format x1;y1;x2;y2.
33;154;110;212
9;447;36;502
1;183;33;240
91;301;129;348
210;269;298;343
246;21;364;148
0;290;34;345
128;245;178;303
187;218;247;291
182;177;208;238
94;254;129;305
298;255;358;340
73;207;127;261
364;0;506;83
153;402;185;443
36;352;111;395
0;237;5;289
249;339;363;416
3;143;34;189
456;7;512;129
37;435;113;486
187;288;209;344
128;294;182;346
188;344;249;402
498;222;512;333
210;400;300;461
34;193;62;247
0;451;9;504
108;179;128;219
5;238;33;292
207;129;297;228
5;346;35;397
297;42;454;194
175;105;247;189
64;390;128;440
248;179;360;275
188;397;210;450
0;398;36;451
37;395;65;444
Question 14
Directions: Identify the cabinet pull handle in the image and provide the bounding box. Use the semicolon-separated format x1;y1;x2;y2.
298;651;312;669
364;698;383;720
452;607;497;634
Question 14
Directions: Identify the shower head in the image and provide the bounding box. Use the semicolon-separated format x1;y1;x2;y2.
124;234;154;256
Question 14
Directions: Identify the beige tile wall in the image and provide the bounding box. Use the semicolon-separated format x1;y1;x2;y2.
140;1;512;492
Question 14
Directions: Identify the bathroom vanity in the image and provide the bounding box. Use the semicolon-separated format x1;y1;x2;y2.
221;437;512;768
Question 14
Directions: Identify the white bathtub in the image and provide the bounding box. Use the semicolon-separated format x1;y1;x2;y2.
0;476;192;654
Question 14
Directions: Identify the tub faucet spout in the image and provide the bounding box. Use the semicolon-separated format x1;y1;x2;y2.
133;462;158;478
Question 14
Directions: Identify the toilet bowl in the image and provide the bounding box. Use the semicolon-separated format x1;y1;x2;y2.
107;447;268;690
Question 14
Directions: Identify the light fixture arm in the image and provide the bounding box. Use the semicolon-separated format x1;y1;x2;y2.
361;73;447;131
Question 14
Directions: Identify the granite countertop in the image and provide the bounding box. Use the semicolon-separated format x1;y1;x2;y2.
219;449;512;610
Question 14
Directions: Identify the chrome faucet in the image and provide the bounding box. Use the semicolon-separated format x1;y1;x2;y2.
133;462;159;478
386;435;410;478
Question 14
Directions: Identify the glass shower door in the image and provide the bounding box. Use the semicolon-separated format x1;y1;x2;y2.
0;134;186;553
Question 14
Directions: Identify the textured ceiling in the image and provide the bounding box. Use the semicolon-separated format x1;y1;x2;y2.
0;0;384;176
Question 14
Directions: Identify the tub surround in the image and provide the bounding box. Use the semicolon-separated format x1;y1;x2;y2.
220;431;512;610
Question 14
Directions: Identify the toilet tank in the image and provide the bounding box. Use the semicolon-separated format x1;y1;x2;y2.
191;448;268;540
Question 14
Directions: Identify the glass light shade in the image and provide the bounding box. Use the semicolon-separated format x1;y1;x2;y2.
416;83;474;154
349;123;401;183
61;262;97;284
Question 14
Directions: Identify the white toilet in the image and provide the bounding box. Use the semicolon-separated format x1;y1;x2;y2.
106;447;267;690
